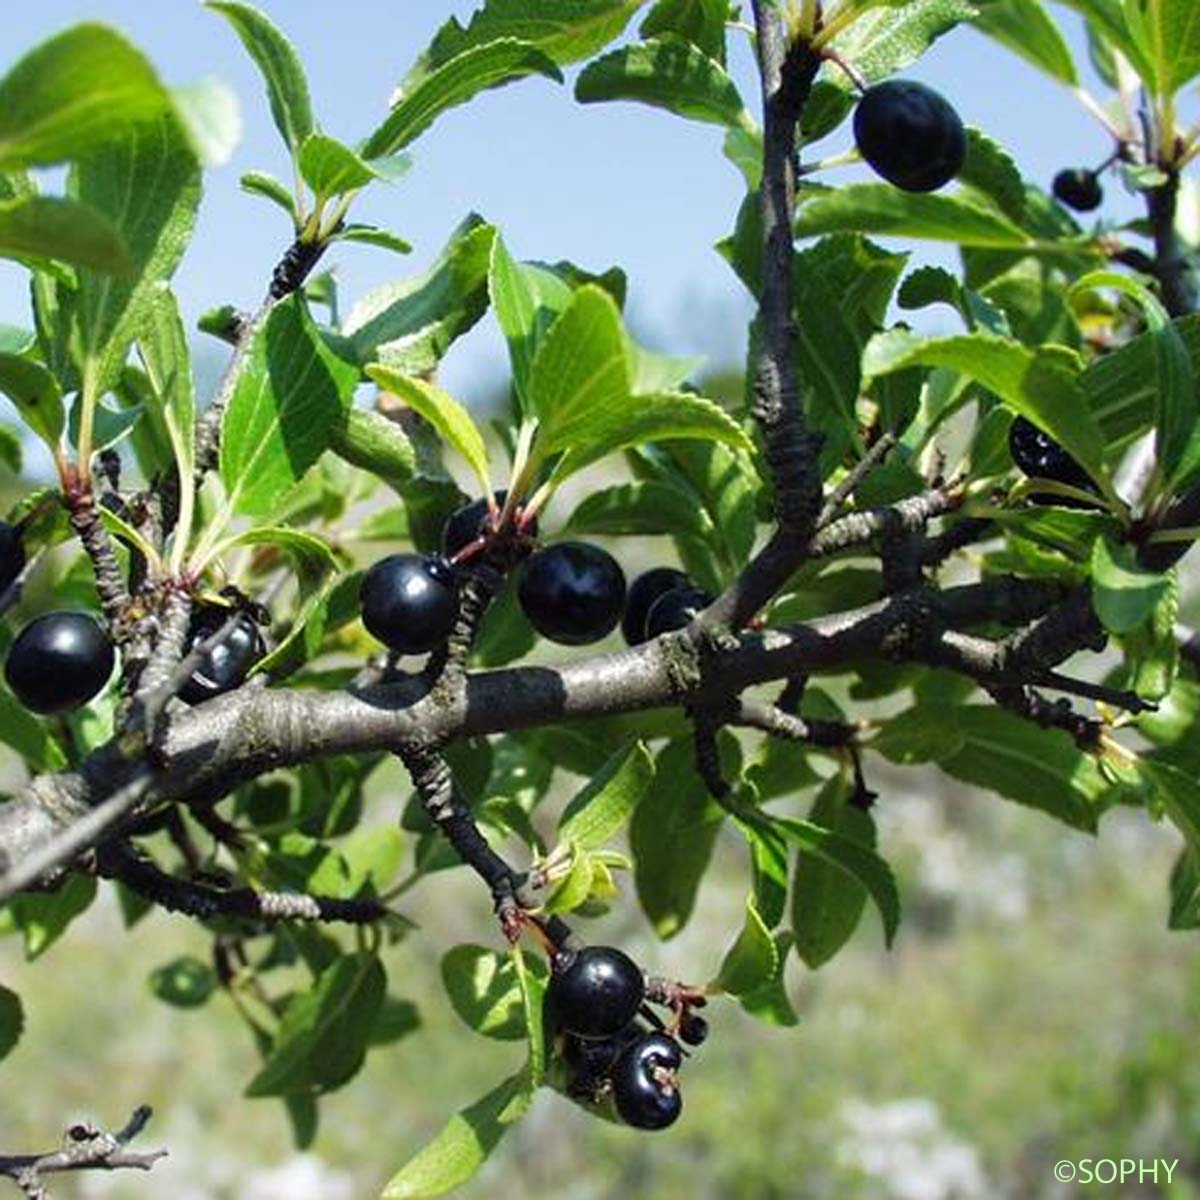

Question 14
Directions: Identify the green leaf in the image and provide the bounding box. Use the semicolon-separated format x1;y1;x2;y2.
71;105;202;398
575;37;751;129
241;170;297;220
0;424;21;473
67;394;145;455
528;286;749;479
641;0;729;63
1091;536;1170;634
561;480;713;538
344;216;495;372
510;944;547;1086
791;775;877;968
863;329;1110;498
1123;0;1200;93
489;234;573;414
1056;0;1154;83
10;875;97;960
149;956;217;1007
0;24;168;169
1141;758;1200;861
362;40;562;159
0;685;66;772
298;133;379;198
307;826;404;899
970;0;1078;84
381;1072;528;1200
1084;314;1200;456
558;740;654;851
527;284;628;425
172;77;242;167
959;127;1026;223
796;184;1033;247
739;932;798;1026
768;813;900;947
245;953;385;1096
630;738;725;938
986;505;1120;562
1168;845;1200;930
137;286;196;554
333;225;412;255
1070;271;1196;488
714;896;777;995
406;0;641;85
211;527;340;675
220;295;359;518
365;366;491;493
938;706;1112;830
330;407;418;490
0;195;131;275
441;945;534;1040
207;1;313;154
0;985;22;1063
0;352;63;451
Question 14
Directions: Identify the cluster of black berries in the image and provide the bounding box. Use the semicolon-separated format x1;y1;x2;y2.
1;508;265;715
549;946;704;1131
359;494;719;657
853;80;966;193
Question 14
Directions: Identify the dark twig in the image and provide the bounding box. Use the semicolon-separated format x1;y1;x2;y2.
691;708;731;799
731;697;860;747
96;839;388;924
65;491;129;633
985;684;1103;750
749;0;823;533
817;432;898;527
0;1107;165;1199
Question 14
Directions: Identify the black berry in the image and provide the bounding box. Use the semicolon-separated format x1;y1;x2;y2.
611;1032;683;1131
644;585;714;639
4;611;114;714
548;945;645;1040
518;542;626;645
622;567;690;646
360;553;458;655
442;490;539;558
1008;416;1099;505
561;1026;640;1102
853;80;966;193
1052;168;1103;212
0;521;24;596
178;606;265;706
678;1012;708;1047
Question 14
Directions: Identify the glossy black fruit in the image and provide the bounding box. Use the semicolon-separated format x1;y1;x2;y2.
442;490;539;558
621;567;690;646
0;521;24;596
561;1026;641;1101
1052;168;1103;213
853;80;966;193
4;611;114;714
178;607;265;706
644;586;715;639
612;1032;683;1131
1008;416;1099;505
548;945;645;1040
361;553;458;655
518;542;626;645
678;1012;708;1047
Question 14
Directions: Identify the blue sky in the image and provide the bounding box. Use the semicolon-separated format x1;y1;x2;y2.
0;2;1135;422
